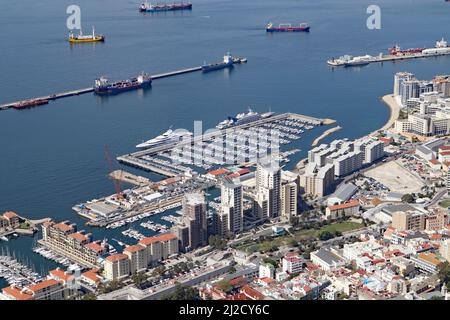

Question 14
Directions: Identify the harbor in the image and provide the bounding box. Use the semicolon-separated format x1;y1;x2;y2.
327;38;450;67
0;55;247;110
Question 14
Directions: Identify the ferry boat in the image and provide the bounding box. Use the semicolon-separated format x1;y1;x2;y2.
215;108;274;130
266;22;310;32
136;129;193;149
139;1;192;12
343;55;375;67
94;73;152;95
69;26;105;43
12;98;49;109
202;52;234;73
422;38;450;55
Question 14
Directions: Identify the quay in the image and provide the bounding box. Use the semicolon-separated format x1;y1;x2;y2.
109;170;151;186
328;48;450;67
0;57;246;111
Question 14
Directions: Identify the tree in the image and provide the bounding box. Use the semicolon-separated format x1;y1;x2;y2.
131;271;149;287
208;235;227;250
160;284;199;300
437;262;450;284
217;280;233;293
318;231;334;241
81;292;97;300
401;194;415;203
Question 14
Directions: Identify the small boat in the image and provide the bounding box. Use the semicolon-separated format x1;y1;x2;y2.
69;26;105;43
0;236;9;242
139;1;192;12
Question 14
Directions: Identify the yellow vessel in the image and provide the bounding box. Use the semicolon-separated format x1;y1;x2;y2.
69;26;105;43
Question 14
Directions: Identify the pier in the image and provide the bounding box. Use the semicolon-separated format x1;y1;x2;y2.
109;170;151;186
0;58;246;111
327;50;450;67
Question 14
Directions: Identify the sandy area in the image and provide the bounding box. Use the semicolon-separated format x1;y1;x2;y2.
369;94;401;136
364;160;424;193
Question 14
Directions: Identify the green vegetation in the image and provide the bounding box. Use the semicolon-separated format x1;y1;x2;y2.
236;221;364;253
401;194;415;203
131;271;149;287
216;279;233;293
98;280;124;294
437;262;450;291
438;199;450;209
19;222;31;229
160;283;199;300
81;292;97;300
262;257;279;268
208;235;228;250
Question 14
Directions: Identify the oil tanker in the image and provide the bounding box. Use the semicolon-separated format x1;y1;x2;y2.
139;2;192;12
266;22;310;32
202;52;234;73
94;73;152;95
12;99;49;110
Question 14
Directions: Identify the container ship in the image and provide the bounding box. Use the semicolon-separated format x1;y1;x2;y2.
139;2;192;12
202;52;234;73
216;108;274;130
94;73;152;95
69;26;104;43
136;128;193;149
12;99;49;110
266;22;310;32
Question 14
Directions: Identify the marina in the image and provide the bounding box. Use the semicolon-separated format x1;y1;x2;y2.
0;252;43;288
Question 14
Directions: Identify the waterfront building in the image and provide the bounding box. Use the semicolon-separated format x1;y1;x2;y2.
391;210;426;232
354;138;385;164
332;151;364;177
1;279;67;300
81;269;103;288
182;192;208;249
299;163;335;198
40;220;108;268
138;233;179;263
2;211;20;229
255;157;281;219
172;224;190;252
280;171;298;217
325;200;360;219
104;254;130;281
123;244;148;274
394;72;415;99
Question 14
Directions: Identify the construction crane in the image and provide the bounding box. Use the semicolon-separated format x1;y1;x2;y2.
104;145;124;199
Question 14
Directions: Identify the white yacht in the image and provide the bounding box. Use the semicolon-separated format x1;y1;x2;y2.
136;129;193;149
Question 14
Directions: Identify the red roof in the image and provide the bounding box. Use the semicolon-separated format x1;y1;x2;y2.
124;244;145;253
49;268;74;282
68;232;89;242
53;222;75;233
240;285;265;300
237;169;251;175
105;254;128;263
139;233;177;246
28;279;60;293
2;286;33;300
85;241;106;253
82;269;101;284
3;211;18;219
439;150;450;156
207;168;230;176
328;200;360;211
429;159;440;165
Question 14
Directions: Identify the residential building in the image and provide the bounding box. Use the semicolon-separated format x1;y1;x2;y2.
123;244;147;274
391;210;426;231
255;158;281;219
311;248;346;271
104;254;130;281
138;233;179;263
280;171;298;217
182;192;208;249
440;239;450;263
325;200;360;219
259;263;275;279
299;163;335;198
282;253;304;274
219;177;243;235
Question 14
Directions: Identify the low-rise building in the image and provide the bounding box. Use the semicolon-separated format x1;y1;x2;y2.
325;200;360;219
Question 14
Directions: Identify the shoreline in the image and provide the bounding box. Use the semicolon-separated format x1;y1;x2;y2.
311;125;342;147
369;94;401;136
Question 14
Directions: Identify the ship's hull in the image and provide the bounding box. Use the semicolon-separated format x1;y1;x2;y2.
95;80;152;95
202;62;233;73
69;36;105;43
266;26;310;32
140;4;192;12
13;99;49;109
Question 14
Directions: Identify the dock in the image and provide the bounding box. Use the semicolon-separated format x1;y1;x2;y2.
312;125;342;146
109;170;151;186
0;57;246;111
327;51;450;67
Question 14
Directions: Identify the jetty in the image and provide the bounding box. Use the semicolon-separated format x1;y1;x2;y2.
0;57;247;111
312;125;342;146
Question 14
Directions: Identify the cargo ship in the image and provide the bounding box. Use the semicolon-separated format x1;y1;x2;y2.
266;22;310;32
216;108;274;130
139;2;192;12
94;73;152;95
388;45;425;55
12;99;49;110
69;26;105;43
136;128;193;149
202;52;234;73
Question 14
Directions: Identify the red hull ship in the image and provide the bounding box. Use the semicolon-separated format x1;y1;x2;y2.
388;45;425;55
12;99;49;110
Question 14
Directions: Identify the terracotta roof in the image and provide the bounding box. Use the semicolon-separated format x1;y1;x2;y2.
139;233;177;246
240;285;265;300
124;244;145;253
2;286;33;300
3;211;18;219
53;222;75;233
28;279;60;293
439;150;450;156
237;169;251;175
328;200;360;211
82;269;101;284
49;268;74;282
207;168;230;176
85;241;106;253
105;253;128;263
429;159;441;165
68;232;89;242
417;252;441;266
